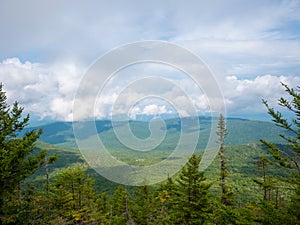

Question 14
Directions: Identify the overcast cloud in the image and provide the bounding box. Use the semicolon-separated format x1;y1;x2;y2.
0;0;299;122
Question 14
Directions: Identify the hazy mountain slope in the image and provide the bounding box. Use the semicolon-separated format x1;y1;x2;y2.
32;117;287;149
26;117;291;199
31;141;120;194
31;140;287;201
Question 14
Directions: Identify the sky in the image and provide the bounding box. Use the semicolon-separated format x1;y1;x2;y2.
0;0;300;123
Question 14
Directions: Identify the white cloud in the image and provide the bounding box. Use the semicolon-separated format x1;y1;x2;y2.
50;98;73;121
2;57;299;121
0;1;299;121
1;56;299;122
0;58;83;121
142;104;168;115
223;74;300;113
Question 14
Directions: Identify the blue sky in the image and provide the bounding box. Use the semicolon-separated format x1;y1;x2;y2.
0;0;299;122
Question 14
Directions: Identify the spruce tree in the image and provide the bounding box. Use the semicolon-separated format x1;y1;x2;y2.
216;114;233;206
0;83;47;223
132;185;156;225
47;167;99;224
157;177;177;223
175;154;211;225
111;186;134;225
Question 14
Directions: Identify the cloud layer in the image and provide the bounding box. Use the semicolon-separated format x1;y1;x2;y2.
1;1;299;69
0;1;299;121
1;58;299;121
0;58;83;121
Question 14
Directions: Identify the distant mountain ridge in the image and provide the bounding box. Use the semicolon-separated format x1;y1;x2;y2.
26;116;287;149
27;116;291;195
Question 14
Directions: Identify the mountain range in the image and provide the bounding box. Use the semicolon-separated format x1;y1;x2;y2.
25;116;289;197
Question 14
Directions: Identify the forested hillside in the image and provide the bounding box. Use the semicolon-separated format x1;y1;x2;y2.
34;117;287;149
1;83;299;224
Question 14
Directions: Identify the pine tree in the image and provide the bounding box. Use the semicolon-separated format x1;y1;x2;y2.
174;154;211;225
0;83;48;223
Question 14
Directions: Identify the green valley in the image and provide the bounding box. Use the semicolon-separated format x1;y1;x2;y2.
29;117;288;200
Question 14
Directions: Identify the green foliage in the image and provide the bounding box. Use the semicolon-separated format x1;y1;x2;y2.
173;154;211;224
2;81;300;224
132;185;157;224
211;201;254;225
261;83;300;176
155;177;178;223
260;83;300;224
47;167;100;224
253;199;291;225
12;167;102;224
0;83;53;223
110;186;136;225
288;183;300;224
253;155;274;201
216;114;233;206
32;116;288;164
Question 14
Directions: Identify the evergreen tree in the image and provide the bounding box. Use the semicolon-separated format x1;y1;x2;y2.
213;114;240;224
132;185;156;224
216;114;233;206
174;154;211;225
43;154;58;195
47;167;99;224
289;184;300;224
261;83;300;176
156;177;177;223
261;83;300;224
97;192;111;223
253;155;273;201
0;83;49;223
111;186;134;225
